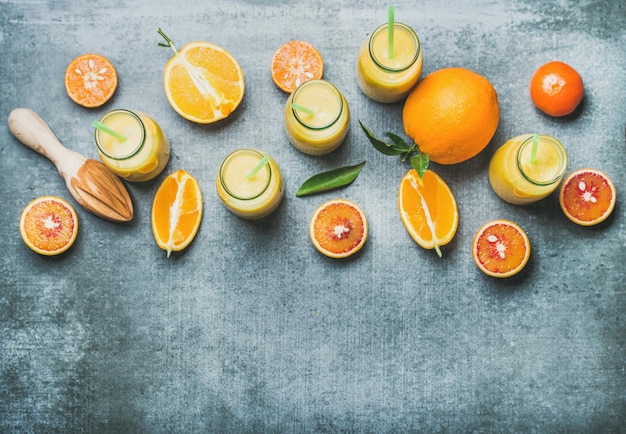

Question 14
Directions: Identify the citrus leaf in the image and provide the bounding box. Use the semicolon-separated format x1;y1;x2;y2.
409;152;429;179
359;120;409;155
296;161;366;197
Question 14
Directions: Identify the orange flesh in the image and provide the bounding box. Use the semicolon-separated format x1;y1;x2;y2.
65;54;117;108
312;202;365;256
271;40;324;93
21;198;76;253
474;223;528;275
561;171;614;223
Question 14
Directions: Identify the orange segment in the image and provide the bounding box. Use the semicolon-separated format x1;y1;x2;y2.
151;170;203;257
163;40;245;124
559;168;616;226
20;196;78;256
309;199;367;259
472;220;530;278
271;40;324;93
65;53;117;108
398;169;458;257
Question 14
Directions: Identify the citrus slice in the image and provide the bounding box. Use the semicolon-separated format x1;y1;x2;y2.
271;40;324;93
151;170;203;257
19;196;78;256
64;53;118;108
559;168;616;226
472;220;531;278
309;198;367;259
160;30;245;124
398;169;458;257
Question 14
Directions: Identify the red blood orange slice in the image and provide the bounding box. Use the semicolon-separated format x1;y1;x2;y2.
19;196;78;256
472;219;530;278
271;40;324;93
559;168;616;226
309;198;367;258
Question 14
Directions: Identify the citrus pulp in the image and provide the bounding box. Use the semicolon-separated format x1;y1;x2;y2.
20;196;78;256
309;199;367;259
559;168;616;226
472;220;530;278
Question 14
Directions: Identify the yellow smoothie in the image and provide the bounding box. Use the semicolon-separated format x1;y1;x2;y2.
95;109;170;182
356;22;423;103
489;134;568;204
284;79;350;156
216;148;284;219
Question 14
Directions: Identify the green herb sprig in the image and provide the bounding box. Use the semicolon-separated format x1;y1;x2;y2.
296;161;366;197
359;120;429;178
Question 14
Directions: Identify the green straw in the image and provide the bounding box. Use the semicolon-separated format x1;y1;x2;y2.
292;102;316;117
246;156;270;180
530;133;539;164
93;121;127;142
388;5;395;59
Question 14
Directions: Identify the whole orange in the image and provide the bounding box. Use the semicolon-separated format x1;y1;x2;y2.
529;61;584;117
402;67;500;165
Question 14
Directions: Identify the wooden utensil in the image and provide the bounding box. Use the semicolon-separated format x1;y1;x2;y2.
8;108;134;222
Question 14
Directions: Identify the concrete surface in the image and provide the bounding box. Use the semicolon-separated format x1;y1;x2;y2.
1;0;625;432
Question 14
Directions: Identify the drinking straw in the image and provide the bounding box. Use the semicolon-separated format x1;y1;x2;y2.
388;5;395;59
292;102;316;116
93;121;127;142
246;156;270;180
530;133;539;164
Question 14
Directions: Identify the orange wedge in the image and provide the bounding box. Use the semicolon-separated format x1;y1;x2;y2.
398;169;458;257
160;30;245;124
151;170;203;257
271;40;324;93
472;220;531;278
65;53;117;108
309;199;367;259
20;196;78;256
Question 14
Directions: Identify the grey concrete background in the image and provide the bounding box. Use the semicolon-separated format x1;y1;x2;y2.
1;0;624;432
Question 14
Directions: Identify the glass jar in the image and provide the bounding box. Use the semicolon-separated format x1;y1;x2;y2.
356;22;423;103
94;109;170;182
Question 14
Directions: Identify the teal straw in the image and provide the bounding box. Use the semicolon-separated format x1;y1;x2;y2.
246;156;270;180
93;121;127;142
292;102;316;116
388;5;395;59
530;133;539;164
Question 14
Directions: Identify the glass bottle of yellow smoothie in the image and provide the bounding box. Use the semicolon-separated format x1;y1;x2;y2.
216;148;284;219
284;79;350;156
94;109;170;182
489;134;568;205
356;22;423;103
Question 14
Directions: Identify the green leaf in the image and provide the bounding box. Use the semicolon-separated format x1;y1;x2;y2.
409;152;429;179
296;161;366;197
359;120;409;156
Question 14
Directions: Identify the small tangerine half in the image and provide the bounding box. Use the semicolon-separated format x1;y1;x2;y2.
271;40;324;93
65;53;118;108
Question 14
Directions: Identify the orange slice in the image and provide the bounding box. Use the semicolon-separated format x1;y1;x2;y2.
559;168;616;226
161;30;245;124
151;170;203;257
309;199;367;259
398;169;458;257
472;220;531;278
271;40;324;93
65;53;117;108
20;196;78;256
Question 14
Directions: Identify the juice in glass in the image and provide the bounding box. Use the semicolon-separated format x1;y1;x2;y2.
489;134;568;205
356;22;423;103
216;148;284;219
284;79;350;156
95;109;170;182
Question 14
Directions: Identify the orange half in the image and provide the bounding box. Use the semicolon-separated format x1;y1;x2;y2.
20;196;78;256
271;40;324;93
472;219;530;278
398;169;458;257
559;168;616;226
309;199;367;259
65;53;118;108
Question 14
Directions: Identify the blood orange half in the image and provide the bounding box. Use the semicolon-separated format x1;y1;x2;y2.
19;196;78;256
559;168;616;226
309;198;367;259
472;219;530;278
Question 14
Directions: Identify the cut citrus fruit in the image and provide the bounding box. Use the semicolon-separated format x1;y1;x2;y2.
271;40;324;93
309;198;367;259
160;29;245;124
20;196;78;256
65;53;118;108
530;61;584;117
151;170;203;257
559;168;616;226
472;220;531;278
398;169;458;257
